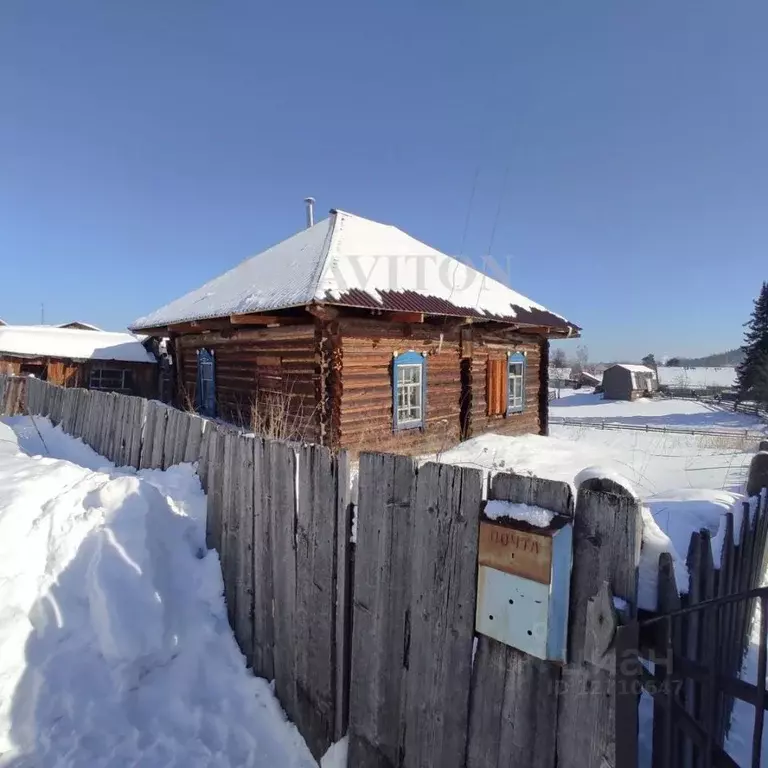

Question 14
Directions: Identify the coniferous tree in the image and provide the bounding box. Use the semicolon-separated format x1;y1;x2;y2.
737;282;768;401
750;350;768;407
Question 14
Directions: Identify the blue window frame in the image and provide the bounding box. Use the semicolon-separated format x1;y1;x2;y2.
196;349;216;418
393;351;426;430
506;352;526;415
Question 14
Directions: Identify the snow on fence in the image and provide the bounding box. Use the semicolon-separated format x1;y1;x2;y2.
4;373;768;767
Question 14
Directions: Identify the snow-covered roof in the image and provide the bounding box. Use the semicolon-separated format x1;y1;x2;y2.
131;209;577;333
548;367;573;380
611;364;656;374
657;366;737;389
0;326;156;363
56;321;103;331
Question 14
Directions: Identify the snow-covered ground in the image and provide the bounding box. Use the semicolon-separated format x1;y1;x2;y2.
438;391;767;766
551;389;763;432
0;417;316;768
1;395;765;767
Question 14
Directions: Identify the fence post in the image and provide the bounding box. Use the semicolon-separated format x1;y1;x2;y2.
555;474;643;768
747;450;768;497
348;456;483;768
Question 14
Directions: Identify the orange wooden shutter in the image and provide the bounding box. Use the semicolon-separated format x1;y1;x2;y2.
487;359;507;416
501;359;508;413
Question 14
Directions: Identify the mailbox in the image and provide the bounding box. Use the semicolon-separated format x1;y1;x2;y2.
475;514;572;662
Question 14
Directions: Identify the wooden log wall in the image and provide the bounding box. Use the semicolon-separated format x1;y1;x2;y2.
467;333;543;438
174;324;321;440
336;320;547;455
0;356;157;397
336;319;464;455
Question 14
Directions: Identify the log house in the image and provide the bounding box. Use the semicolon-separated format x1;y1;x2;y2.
131;209;579;453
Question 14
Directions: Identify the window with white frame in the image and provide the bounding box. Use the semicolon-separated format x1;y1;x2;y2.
89;368;132;392
393;351;426;429
507;353;525;413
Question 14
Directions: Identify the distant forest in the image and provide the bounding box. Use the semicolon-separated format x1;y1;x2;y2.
665;348;743;367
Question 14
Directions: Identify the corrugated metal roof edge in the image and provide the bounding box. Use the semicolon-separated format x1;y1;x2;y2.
131;294;579;336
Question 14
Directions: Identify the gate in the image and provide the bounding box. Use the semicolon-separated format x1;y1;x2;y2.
618;586;768;768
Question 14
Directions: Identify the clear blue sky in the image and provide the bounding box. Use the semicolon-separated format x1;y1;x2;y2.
1;1;766;361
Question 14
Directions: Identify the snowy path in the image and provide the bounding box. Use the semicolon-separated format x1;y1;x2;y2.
0;419;316;768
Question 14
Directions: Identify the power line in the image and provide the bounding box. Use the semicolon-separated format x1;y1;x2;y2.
486;165;509;258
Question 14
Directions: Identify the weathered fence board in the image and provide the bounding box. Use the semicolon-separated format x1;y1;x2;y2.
293;443;340;757
267;439;300;725
220;430;237;629
334;449;353;741
234;434;255;668
556;482;642;768
348;452;416;768
251;436;275;682
403;462;483;767
348;455;483;768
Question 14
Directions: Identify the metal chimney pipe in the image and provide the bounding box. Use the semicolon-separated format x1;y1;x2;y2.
304;197;315;228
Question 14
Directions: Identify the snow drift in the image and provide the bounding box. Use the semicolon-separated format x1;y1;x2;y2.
0;420;314;767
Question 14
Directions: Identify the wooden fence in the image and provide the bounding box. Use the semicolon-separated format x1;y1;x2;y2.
550;415;765;441
0;375;26;418
347;458;643;768
1;376;352;759
3;373;767;766
641;451;768;763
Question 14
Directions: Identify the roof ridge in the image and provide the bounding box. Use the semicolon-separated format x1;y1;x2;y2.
310;209;342;302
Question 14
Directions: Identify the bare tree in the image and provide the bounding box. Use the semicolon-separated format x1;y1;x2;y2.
551;347;568;369
572;345;590;374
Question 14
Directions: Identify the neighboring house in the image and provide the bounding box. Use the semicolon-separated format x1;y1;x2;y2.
0;325;157;397
56;321;104;331
577;370;602;388
548;367;574;389
131;208;579;453
602;364;657;401
657;366;737;395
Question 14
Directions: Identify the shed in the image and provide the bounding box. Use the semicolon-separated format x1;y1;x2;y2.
577;370;602;388
131;208;580;453
0;325;158;397
548;367;574;389
602;364;656;401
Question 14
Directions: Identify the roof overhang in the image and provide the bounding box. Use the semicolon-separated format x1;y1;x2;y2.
133;299;580;340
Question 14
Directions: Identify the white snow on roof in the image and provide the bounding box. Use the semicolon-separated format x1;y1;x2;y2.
131;209;568;330
657;366;737;389
56;321;103;331
612;364;656;374
0;326;156;363
548;367;573;381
